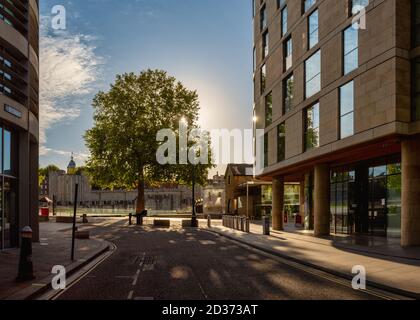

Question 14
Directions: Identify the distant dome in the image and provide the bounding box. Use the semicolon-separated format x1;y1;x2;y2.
67;154;76;174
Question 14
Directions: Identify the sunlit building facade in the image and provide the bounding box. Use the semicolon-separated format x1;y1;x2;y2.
0;0;39;249
253;0;420;246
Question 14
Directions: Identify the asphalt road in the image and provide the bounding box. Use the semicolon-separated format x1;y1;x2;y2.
56;219;379;300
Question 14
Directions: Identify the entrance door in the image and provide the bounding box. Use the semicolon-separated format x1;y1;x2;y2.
368;165;388;237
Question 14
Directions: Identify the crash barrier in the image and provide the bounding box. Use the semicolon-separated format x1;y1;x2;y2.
222;215;250;233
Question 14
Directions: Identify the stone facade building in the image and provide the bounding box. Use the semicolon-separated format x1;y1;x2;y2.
253;0;420;246
44;157;198;213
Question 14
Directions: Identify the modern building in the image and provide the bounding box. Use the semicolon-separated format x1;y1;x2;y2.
253;0;420;246
0;0;39;249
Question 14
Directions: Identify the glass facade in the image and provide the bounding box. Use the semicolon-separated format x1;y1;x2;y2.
262;31;269;59
330;157;401;238
277;123;285;162
284;37;292;71
340;81;354;138
413;57;420;120
305;50;321;98
283;74;294;113
281;7;288;37
308;10;319;49
0;126;18;249
265;92;273;126
304;0;316;13
344;25;358;75
304;102;320;151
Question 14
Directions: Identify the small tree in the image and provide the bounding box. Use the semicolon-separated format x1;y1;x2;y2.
85;69;213;214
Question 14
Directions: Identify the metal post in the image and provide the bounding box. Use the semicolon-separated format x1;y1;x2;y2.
207;215;211;228
191;165;198;228
71;183;79;261
16;227;34;282
246;183;249;218
53;195;56;216
245;218;250;233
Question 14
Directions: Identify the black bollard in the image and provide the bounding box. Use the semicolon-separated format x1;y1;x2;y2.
136;213;142;226
16;226;35;282
82;214;88;224
129;213;132;225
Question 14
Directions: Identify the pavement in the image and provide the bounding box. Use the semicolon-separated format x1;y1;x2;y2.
55;223;378;300
207;222;420;298
0;218;110;300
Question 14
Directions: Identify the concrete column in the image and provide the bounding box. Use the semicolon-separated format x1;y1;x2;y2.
402;138;420;247
314;164;330;237
272;176;284;231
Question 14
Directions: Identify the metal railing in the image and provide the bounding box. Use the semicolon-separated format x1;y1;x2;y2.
222;215;250;233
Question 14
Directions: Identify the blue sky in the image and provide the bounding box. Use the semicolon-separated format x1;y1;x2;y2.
39;0;253;174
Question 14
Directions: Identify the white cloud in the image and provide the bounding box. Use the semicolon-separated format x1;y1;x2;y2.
40;146;89;164
39;17;102;147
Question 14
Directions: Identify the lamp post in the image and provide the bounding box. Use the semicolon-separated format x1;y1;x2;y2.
191;163;198;228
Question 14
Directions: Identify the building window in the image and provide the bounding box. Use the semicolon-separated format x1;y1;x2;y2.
340;81;354;139
304;102;320;151
413;57;420;120
283;74;294;114
278;123;286;162
304;0;316;13
305;50;321;98
284;36;292;71
265;92;273;126
253;47;256;72
351;0;369;15
262;31;269;59
413;0;420;47
343;25;358;75
281;7;288;37
260;5;267;32
308;10;319;49
278;0;286;9
264;133;269;168
260;64;266;94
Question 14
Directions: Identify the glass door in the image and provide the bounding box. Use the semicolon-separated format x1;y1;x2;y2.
369;166;388;237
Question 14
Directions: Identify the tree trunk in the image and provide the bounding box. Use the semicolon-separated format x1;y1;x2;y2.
136;169;146;214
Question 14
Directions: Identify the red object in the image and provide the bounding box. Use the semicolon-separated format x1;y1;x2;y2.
295;215;302;225
40;207;49;217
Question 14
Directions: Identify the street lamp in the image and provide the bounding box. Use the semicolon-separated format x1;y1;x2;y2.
191;163;198;228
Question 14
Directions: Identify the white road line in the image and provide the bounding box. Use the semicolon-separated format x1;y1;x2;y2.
127;290;134;300
132;269;141;286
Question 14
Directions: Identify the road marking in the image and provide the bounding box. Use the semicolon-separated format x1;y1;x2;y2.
134;296;154;300
132;269;141;286
127;290;134;300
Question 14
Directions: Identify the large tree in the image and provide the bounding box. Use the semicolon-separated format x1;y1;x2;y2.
84;69;212;214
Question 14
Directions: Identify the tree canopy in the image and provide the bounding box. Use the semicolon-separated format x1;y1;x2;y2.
84;69;213;213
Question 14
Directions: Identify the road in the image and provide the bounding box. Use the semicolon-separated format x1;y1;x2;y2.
55;218;380;300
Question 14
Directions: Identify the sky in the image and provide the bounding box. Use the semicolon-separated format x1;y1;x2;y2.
39;0;254;176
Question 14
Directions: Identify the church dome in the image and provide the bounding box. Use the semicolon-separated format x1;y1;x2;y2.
67;154;76;174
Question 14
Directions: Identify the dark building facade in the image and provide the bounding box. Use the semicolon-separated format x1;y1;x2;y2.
253;0;420;246
0;0;39;249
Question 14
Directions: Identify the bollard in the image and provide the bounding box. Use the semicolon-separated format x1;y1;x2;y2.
82;214;88;224
262;216;270;236
240;217;245;232
246;218;250;233
207;215;211;228
16;226;35;282
129;213;132;225
136;213;142;226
